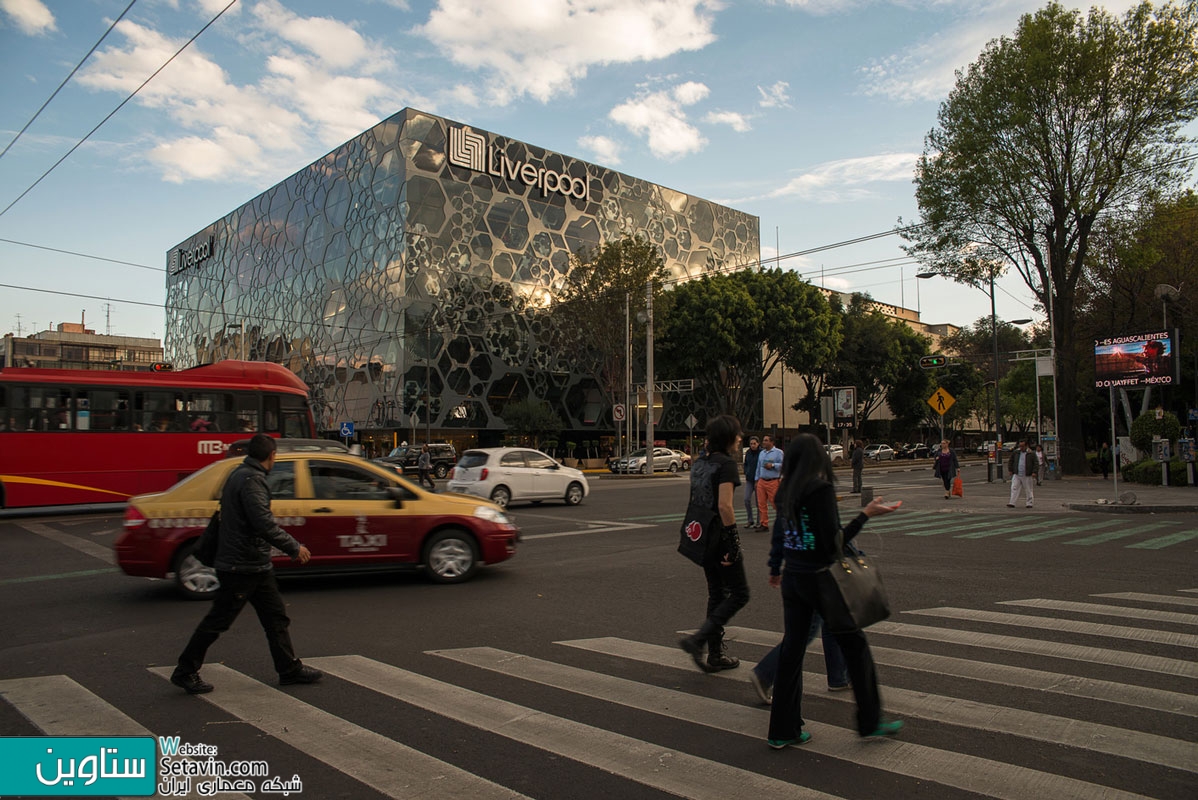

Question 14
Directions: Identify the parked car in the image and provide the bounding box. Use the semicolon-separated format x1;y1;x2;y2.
609;447;686;474
976;440;1018;455
825;444;844;462
864;443;896;461
897;443;931;459
447;447;589;508
670;449;692;470
376;442;459;479
115;451;519;599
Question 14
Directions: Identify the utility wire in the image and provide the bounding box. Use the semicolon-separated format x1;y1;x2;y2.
0;238;163;272
0;0;239;220
0;0;137;161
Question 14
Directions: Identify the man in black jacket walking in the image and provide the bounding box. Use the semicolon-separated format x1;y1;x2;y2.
171;434;321;694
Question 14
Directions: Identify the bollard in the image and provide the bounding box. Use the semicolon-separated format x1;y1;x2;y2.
860;487;874;507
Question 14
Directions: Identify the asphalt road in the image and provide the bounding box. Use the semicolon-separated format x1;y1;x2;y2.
1;464;1194;800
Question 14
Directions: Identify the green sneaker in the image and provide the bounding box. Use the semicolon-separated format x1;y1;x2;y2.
767;732;812;749
864;719;904;738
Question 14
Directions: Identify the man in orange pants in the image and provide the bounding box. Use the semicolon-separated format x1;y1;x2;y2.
754;435;783;530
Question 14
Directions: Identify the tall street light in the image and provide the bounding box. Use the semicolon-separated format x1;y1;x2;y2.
918;269;1030;481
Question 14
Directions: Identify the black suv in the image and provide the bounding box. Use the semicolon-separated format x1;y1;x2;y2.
375;443;458;479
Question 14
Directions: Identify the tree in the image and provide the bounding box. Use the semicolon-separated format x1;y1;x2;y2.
824;294;933;424
499;398;563;448
553;235;669;424
902;1;1198;474
656;269;839;423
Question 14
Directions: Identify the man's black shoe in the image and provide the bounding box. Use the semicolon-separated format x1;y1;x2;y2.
170;671;213;694
279;666;323;685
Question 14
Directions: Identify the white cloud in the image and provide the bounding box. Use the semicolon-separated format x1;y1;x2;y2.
1;0;55;35
756;81;790;108
704;110;750;132
754;152;918;203
609;81;710;160
854;1;1146;103
578;134;622;165
76;5;409;183
416;0;719;103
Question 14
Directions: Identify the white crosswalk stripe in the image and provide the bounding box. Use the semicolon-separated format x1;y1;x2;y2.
0;590;1192;798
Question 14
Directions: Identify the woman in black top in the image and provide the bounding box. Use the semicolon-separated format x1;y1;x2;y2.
678;414;750;672
766;433;902;748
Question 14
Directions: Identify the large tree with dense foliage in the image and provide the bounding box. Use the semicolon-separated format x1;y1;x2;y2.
553;235;669;414
902;1;1198;473
656;269;839;422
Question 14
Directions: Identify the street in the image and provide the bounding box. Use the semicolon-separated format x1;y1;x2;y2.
1;464;1194;800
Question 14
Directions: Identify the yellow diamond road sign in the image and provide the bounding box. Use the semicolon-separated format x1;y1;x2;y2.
928;387;955;415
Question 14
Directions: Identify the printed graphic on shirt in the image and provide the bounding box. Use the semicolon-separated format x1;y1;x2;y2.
781;510;815;552
688;458;719;509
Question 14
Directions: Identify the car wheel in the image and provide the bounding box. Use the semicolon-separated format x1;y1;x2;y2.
423;529;479;584
564;482;584;505
490;485;511;508
173;540;220;600
639;463;648;474
668;461;679;473
434;464;449;479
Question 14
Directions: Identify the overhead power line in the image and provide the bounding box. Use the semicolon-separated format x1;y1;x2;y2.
0;238;163;272
0;0;137;161
0;0;239;220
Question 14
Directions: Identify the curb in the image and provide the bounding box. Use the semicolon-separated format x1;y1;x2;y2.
1063;502;1198;514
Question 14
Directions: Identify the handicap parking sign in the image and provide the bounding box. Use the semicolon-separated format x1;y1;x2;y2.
339;421;355;438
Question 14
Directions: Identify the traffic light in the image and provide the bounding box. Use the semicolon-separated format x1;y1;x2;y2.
919;355;948;369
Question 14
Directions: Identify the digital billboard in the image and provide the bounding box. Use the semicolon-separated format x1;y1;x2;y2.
1093;331;1178;388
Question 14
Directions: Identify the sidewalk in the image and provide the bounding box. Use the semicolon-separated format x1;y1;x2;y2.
859;458;1198;514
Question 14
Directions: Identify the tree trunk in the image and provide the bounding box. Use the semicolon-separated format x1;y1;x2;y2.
1053;300;1087;475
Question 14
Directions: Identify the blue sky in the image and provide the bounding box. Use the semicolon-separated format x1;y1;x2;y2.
0;0;1169;343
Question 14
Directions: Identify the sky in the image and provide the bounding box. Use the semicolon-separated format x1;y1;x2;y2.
0;0;1180;345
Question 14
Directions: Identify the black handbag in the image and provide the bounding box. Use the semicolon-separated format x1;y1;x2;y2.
677;502;719;566
817;540;890;634
195;511;220;567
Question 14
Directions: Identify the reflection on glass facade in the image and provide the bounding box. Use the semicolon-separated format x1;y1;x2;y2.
165;108;760;435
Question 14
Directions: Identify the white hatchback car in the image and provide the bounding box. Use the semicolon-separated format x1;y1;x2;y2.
447;447;590;508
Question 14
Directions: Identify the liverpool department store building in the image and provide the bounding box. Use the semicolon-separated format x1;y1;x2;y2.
165;108;760;449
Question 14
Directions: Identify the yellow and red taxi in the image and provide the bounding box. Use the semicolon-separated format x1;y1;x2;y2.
115;451;519;599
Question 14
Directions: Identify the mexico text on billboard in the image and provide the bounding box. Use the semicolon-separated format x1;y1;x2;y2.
1093;330;1178;388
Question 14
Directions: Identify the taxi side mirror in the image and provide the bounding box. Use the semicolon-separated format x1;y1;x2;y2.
385;486;405;508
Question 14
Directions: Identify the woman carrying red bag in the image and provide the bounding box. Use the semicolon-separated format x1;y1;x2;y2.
933;439;961;500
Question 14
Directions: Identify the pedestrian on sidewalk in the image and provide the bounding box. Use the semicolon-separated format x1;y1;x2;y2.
850;439;864;494
1035;444;1046;485
743;436;761;528
755;435;783;531
1007;440;1037;508
171;434;321;694
678;414;750;673
1099;442;1112;480
765;434;902;748
933;439;960;499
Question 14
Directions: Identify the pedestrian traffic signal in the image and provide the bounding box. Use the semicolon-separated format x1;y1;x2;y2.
919;355;948;369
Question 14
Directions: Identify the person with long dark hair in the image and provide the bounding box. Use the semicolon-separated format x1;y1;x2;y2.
766;433;902;748
678;414;750;672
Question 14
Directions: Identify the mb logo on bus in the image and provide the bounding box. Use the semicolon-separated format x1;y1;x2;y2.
198;441;228;455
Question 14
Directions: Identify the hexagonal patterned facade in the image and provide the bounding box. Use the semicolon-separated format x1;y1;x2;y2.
165;108;760;436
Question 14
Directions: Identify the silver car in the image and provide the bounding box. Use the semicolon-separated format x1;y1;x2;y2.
447;447;589;508
609;447;685;474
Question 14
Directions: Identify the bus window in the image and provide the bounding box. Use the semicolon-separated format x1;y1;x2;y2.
0;385;7;431
20;386;73;431
74;389;129;431
280;396;311;438
262;396;280;433
233;393;258;432
137;390;185;432
187;392;235;432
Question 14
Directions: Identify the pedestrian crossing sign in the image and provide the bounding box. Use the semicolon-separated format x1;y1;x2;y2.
928;387;955;415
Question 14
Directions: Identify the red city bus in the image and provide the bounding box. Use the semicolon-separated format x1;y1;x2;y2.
0;360;315;508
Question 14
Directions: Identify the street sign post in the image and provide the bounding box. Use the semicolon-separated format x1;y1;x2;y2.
927;387;955;442
339;421;355;446
613;403;626;422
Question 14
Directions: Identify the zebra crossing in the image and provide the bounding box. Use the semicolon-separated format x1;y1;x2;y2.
1;590;1193;799
621;509;1198;550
